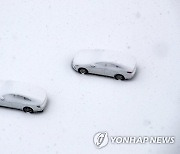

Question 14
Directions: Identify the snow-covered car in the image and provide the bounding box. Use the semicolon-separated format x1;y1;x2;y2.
0;80;47;113
72;50;137;80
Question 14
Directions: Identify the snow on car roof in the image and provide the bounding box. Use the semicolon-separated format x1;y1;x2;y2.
0;80;46;102
73;49;136;69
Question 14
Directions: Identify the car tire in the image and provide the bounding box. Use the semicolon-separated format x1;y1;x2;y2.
78;68;88;74
114;74;125;80
23;107;34;113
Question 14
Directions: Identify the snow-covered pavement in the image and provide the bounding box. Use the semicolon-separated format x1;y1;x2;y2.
0;0;179;153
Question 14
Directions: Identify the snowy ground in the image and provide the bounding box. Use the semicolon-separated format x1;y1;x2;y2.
0;0;179;154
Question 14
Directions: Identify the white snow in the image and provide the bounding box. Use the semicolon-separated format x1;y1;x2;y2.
73;49;104;65
0;0;179;154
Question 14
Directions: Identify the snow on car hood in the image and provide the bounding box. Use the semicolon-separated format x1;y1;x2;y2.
0;80;47;103
73;49;136;71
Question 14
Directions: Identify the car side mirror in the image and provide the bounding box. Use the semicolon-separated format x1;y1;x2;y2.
0;96;4;101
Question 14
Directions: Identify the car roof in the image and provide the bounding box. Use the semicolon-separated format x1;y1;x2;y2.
73;49;136;70
0;80;46;103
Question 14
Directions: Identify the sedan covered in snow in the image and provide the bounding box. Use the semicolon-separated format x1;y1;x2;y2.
72;50;136;80
0;80;47;113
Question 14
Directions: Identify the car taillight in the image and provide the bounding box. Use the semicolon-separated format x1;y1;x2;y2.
127;71;132;73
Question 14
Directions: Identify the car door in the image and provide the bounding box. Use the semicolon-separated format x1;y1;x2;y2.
104;63;125;77
10;95;25;109
0;94;13;108
90;62;106;76
104;63;117;77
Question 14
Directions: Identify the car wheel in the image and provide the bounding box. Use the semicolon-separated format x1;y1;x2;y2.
78;68;88;74
23;107;34;113
114;74;125;80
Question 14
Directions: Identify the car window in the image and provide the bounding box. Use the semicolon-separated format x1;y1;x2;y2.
24;97;31;101
13;94;31;101
14;94;23;99
105;63;122;68
106;63;116;67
